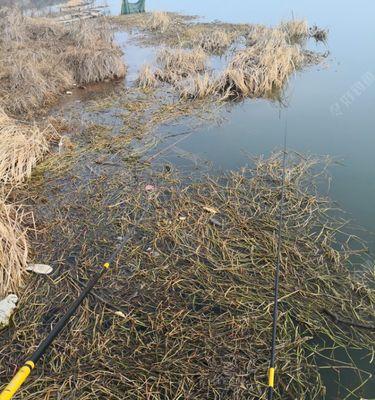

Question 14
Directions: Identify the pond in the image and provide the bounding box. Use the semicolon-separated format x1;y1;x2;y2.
5;0;375;398
107;0;375;255
110;1;375;398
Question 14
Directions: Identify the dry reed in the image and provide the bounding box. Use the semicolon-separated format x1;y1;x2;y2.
178;73;216;99
0;108;49;186
138;16;326;102
0;200;29;297
1;50;75;115
136;64;158;90
146;11;173;33
0;9;126;115
280;19;309;42
64;48;126;85
193;28;235;54
216;29;304;99
157;47;208;78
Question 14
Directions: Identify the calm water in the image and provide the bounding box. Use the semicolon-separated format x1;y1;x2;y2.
110;1;375;398
109;0;375;256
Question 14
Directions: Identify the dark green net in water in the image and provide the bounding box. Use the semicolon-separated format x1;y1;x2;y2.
121;0;146;15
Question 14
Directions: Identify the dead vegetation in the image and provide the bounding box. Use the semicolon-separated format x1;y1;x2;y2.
309;24;329;42
216;29;304;99
146;11;173;33
0;200;29;297
0;108;49;186
187;27;238;55
136;64;158;90
0;8;126;116
280;19;309;42
132;14;326;102
1;154;373;398
178;73;216;100
0;107;49;297
64;48;126;85
142;47;209;87
157;47;208;77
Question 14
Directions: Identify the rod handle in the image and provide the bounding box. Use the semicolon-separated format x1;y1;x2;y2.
0;361;34;400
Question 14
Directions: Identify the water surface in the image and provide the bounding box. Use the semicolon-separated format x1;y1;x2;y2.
108;0;375;255
108;2;375;398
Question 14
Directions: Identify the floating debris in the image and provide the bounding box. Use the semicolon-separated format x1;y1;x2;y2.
0;294;18;328
26;264;53;275
309;24;329;42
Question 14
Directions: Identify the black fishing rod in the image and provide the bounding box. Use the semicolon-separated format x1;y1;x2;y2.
267;120;288;400
0;234;131;400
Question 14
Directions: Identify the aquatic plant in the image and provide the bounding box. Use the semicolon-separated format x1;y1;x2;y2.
0;153;373;398
146;11;173;33
216;29;304;99
157;47;208;77
130;14;326;102
215;67;251;100
136;64;158;90
178;72;217;99
279;19;309;42
192;28;235;55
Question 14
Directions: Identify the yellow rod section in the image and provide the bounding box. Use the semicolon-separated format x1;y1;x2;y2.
0;361;34;400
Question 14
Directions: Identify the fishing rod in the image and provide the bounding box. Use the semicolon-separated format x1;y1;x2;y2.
267;119;288;400
0;233;131;400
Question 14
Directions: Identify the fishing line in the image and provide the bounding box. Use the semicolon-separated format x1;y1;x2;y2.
267;113;288;400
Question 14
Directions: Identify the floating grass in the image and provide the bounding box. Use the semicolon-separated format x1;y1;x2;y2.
0;153;373;399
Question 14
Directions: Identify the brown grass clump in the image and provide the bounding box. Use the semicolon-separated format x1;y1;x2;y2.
178;73;217;99
64;48;126;85
64;18;114;49
217;28;304;99
0;9;126;116
157;47;208;78
131;15;327;103
280;19;309;42
136;64;158;90
193;28;235;54
0;108;48;186
0;200;29;297
1;50;75;115
146;11;173;33
113;12;327;102
216;68;251;100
